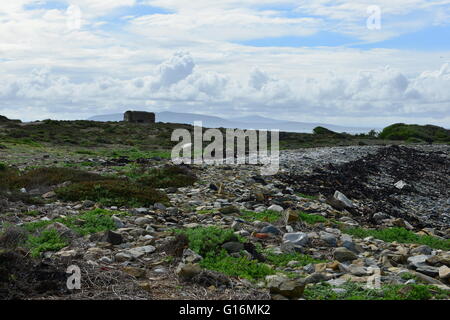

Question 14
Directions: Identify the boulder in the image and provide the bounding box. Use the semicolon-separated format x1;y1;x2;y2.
266;275;305;299
283;232;309;247
333;247;358;262
267;204;284;212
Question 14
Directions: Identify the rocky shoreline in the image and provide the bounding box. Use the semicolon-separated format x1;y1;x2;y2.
0;144;449;300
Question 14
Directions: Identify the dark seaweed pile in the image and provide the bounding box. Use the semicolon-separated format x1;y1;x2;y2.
277;145;450;229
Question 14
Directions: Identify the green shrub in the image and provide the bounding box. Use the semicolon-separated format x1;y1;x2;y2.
176;226;238;256
344;227;450;250
55;179;169;207
379;123;450;143
137;165;197;188
27;229;68;257
0;167;104;191
24;209;123;236
201;250;275;280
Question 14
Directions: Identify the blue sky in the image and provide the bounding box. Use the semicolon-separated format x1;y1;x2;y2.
0;0;449;127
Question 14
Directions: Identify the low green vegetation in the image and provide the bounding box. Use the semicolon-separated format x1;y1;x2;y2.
201;250;275;280
176;226;239;256
176;226;326;281
0;166;103;190
108;147;172;160
137;165;197;188
24;209;124;235
344;227;450;250
21;209;125;257
379;123;450;143
240;210;282;223
55;179;169;207
296;193;318;200
303;281;449;300
27;229;68;257
298;212;328;224
176;227;275;280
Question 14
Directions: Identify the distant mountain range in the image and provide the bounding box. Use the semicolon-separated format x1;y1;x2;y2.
87;111;376;134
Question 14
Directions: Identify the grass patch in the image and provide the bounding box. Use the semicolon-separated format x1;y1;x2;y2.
240;210;282;223
176;227;275;280
298;212;328;224
27;229;68;257
296;193;319;200
344;227;450;250
55;179;169;207
23;209;125;235
304;281;450;300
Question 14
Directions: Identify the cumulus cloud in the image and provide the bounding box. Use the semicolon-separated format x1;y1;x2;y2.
1;52;449;126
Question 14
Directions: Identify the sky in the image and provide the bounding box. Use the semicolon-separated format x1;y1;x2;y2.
0;0;449;128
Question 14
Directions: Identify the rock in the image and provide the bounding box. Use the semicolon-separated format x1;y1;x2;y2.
127;245;156;259
112;216;125;228
115;252;132;262
44;222;77;239
407;255;431;269
283;232;309;246
438;265;450;280
416;265;440;277
329;191;353;209
123;266;146;278
333;247;358;262
373;212;390;223
319;232;337;247
303;264;315;274
268;204;284;212
154;203;167;211
81;200;95;209
135;217;152;226
283;209;298;225
411;245;432;256
394;180;407;190
101;230;123;245
219;206;240;214
42;191;56;199
347;265;369;276
426;253;450;267
266;275;305;299
412;271;446;286
304;272;331;284
222;242;244;254
133;208;148;214
260;225;281;235
182;248;202;264
281;242;304;254
175;263;202;281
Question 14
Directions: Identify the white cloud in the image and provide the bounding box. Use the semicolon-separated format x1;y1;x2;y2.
1;52;449;127
0;1;449;127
